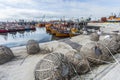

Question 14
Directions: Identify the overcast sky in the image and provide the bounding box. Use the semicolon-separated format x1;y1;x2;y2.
0;0;120;21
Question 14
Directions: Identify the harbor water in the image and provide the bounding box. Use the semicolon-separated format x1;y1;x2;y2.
0;27;54;48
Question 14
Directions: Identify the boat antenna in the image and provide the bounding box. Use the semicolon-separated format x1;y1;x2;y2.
41;15;45;22
118;13;120;17
111;12;113;16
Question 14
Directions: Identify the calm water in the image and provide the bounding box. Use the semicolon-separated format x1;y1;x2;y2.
0;27;54;48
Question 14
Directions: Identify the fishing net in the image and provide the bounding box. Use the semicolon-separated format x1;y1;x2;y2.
111;34;120;42
111;34;120;53
90;33;99;41
118;41;120;53
26;40;40;54
117;34;120;41
0;46;14;64
34;51;90;80
34;52;70;80
65;52;89;75
99;37;119;54
80;42;111;65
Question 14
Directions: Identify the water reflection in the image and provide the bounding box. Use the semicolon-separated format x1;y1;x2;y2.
0;27;52;47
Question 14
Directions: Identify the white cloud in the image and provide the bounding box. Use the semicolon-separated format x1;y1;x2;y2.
0;0;35;4
0;7;60;20
0;0;120;21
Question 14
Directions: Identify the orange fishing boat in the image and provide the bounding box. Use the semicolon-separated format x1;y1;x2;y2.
36;23;45;27
107;14;120;22
99;15;120;22
45;23;53;27
45;23;53;31
46;26;51;31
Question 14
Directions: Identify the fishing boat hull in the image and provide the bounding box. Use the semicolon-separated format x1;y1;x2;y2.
69;33;76;37
51;29;57;35
55;31;70;37
0;29;8;33
55;31;77;37
46;26;51;32
36;23;45;27
45;24;53;27
8;29;17;32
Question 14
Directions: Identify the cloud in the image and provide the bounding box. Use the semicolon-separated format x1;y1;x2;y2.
0;0;120;21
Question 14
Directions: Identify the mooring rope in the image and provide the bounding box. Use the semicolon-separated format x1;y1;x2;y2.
69;63;82;80
101;43;120;65
20;54;29;65
86;59;95;79
87;57;113;64
35;66;58;72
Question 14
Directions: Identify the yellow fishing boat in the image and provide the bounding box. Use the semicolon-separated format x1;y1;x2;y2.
55;31;70;37
55;31;77;37
55;27;78;37
51;29;57;35
71;28;78;33
69;33;76;37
